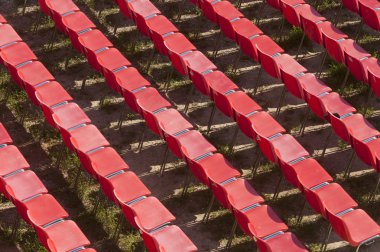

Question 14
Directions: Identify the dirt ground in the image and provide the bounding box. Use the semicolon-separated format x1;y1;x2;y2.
0;0;379;251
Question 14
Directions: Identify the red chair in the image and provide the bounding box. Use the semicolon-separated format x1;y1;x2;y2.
127;196;175;230
154;108;193;140
351;136;380;172
146;15;179;56
280;0;307;27
256;50;290;80
17;61;55;105
257;232;308;252
163;33;196;75
61;11;96;51
114;0;133;18
0;42;38;84
342;0;360;13
199;0;220;23
343;113;379;145
286;158;333;191
38;220;90;252
327;209;380;248
343;40;371;82
233;204;288;238
246;35;283;63
321;22;348;63
35;81;73;127
181;51;217;95
52;102;91;150
69;124;110;176
367;57;380;97
78;29;114;72
177;130;217;161
45;0;80;33
299;5;326;44
304;182;357;218
359;0;380;31
233;18;263;57
37;0;50;15
0;123;12;145
213;1;244;40
271;134;309;169
0;145;29;177
110;171;151;205
0;24;22;48
140;225;197;252
279;56;308;99
127;0;161;36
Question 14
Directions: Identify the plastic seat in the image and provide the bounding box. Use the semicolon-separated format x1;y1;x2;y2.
230;91;262;121
17;61;55;105
146;15;179;56
127;196;175;230
78;29;114;71
0;24;22;48
213;1;244;40
327;209;380;247
233;18;263;51
176;130;217;161
45;0;80;33
299;5;326;44
181;51;217;95
359;0;380;31
163;33;196;75
279;56;308;99
69;124;110;175
343;40;371;82
280;0;307;27
61;11;96;51
342;0;360;13
256;49;291;79
52;102;91;150
352;136;380;172
234;204;288;238
188;153;240;187
35;81;73;126
0;145;29;177
0;42;38;83
245;35;283;63
154;108;193;139
304;182;358;218
127;0;161;36
199;0;220;23
321;22;348;63
0;123;12;145
286;158;333;191
367;57;380;97
114;0;133;18
257;232;308;252
0;14;6;24
39;220;90;252
342;113;379;145
141;225;197;252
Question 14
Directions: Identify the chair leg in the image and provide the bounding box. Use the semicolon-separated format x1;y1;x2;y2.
355;20;364;41
177;0;186;22
276;18;285;43
92;191;102;216
73;167;82;189
341;68;350;92
145;47;156;73
343;150;356;178
320;224;332;252
228;125;239;154
368;173;380;203
231;48;242;74
250;148;262;177
117;110;126;130
252;65;263;95
225;219;237;250
32;11;43;33
181;169;191;197
47;28;57;51
333;3;343;25
236;0;243;8
202;194;215;223
164;68;174;93
22;0;27;15
184;85;195;114
272;174;284;200
255;2;267;25
98;0;104;18
206;103;217;135
299;108;311;137
363;87;374;116
275;86;286;118
159;146;169;177
212;31;224;59
81;78;87;91
317;50;328;78
296;198;307;225
295;32;306;60
112;211;125;243
137;125;147;153
320;128;333;158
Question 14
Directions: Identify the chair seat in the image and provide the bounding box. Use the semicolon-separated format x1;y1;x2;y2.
271;134;310;165
177;130;217;160
255;35;284;64
0;24;22;48
300;73;332;98
0;123;12;145
155;108;193;137
224;178;264;211
343;39;371;62
207;70;239;96
368;57;380;96
96;48;131;74
213;1;243;23
146;15;178;36
35;81;73;107
131;197;175;232
52;103;91;131
45;0;79;15
69;124;109;153
78;29;113;53
0;145;29;177
257;232;308;252
344;114;379;141
88;147;129;178
242;111;285;139
135;87;171;115
321;92;356;119
128;0;161;19
25;194;68;227
320;21;348;44
183;51;217;76
61;11;96;34
17;61;55;87
0;42;37;67
116;67;151;93
233;18;263;45
230;91;263;119
163;33;196;55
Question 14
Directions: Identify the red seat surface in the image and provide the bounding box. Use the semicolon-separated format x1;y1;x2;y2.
0;42;38;69
70;124;109;154
177;130;217;160
257;232;308;252
271;134;309;166
154;108;193;139
88;147;129;179
0;145;29;177
36;81;73;108
0;24;22;48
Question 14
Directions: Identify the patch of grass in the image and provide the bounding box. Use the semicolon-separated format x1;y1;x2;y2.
317;0;340;11
100;96;119;113
279;27;312;51
337;139;348;150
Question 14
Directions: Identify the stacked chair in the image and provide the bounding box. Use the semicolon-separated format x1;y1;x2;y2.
0;13;197;252
35;1;307;251
0;121;94;252
109;0;380;250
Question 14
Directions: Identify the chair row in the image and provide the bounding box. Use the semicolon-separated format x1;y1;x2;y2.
0;14;196;252
260;0;380;97
341;0;380;31
0;121;94;252
35;1;307;251
110;0;380;250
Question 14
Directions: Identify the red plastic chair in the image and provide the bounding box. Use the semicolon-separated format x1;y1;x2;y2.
52;102;91;150
352;136;380;172
0;42;37;84
304;182;357;218
96;48;131;84
359;0;380;31
299;5;326;44
69;124;110;175
114;0;132;18
256;50;290;79
61;11;96;51
177;130;217;161
146;15;179;56
246;35;283;62
140;225;197;252
327;209;380;248
343;40;371;82
0;24;22;48
0;146;29;177
234;204;288;238
128;196;175;230
342;0;360;13
39;220;90;252
321;22;348;63
154;108;193;140
163;33;197;75
279;56;308;99
45;0;80;33
17;61;55;105
35;81;73;127
110;171;151;205
127;0;161;36
280;0;307;27
257;232;308;252
233;18;263;51
343;113;379;145
213;1;244;40
78;29;114;71
367;57;380;97
199;0;220;23
271;134;309;169
0;123;13;145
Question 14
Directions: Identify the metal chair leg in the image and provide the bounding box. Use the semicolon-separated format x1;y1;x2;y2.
112;211;125;243
225;219;238;250
164;68;174;93
333;3;343;25
228;125;239;154
355;20;364;41
317;50;328;78
295;32;306;60
275;86;286;118
341;68;350;92
320;128;333;158
368;173;380;203
81;78;87;91
117;110;126;130
202;194;215;223
212;31;224;59
320;224;332;252
184;85;195;114
252;65;263;95
137;125;147;153
145;47;156;73
363;87;374;116
159;146;169;177
272;174;284;200
296;198;307;225
299;108;311;137
47;28;57;51
343;150;356;178
181;169;191;197
255;2;267;25
236;0;243;8
231;49;242;74
250;148;262;177
98;0;104;18
92;191;102;216
206;103;217;135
